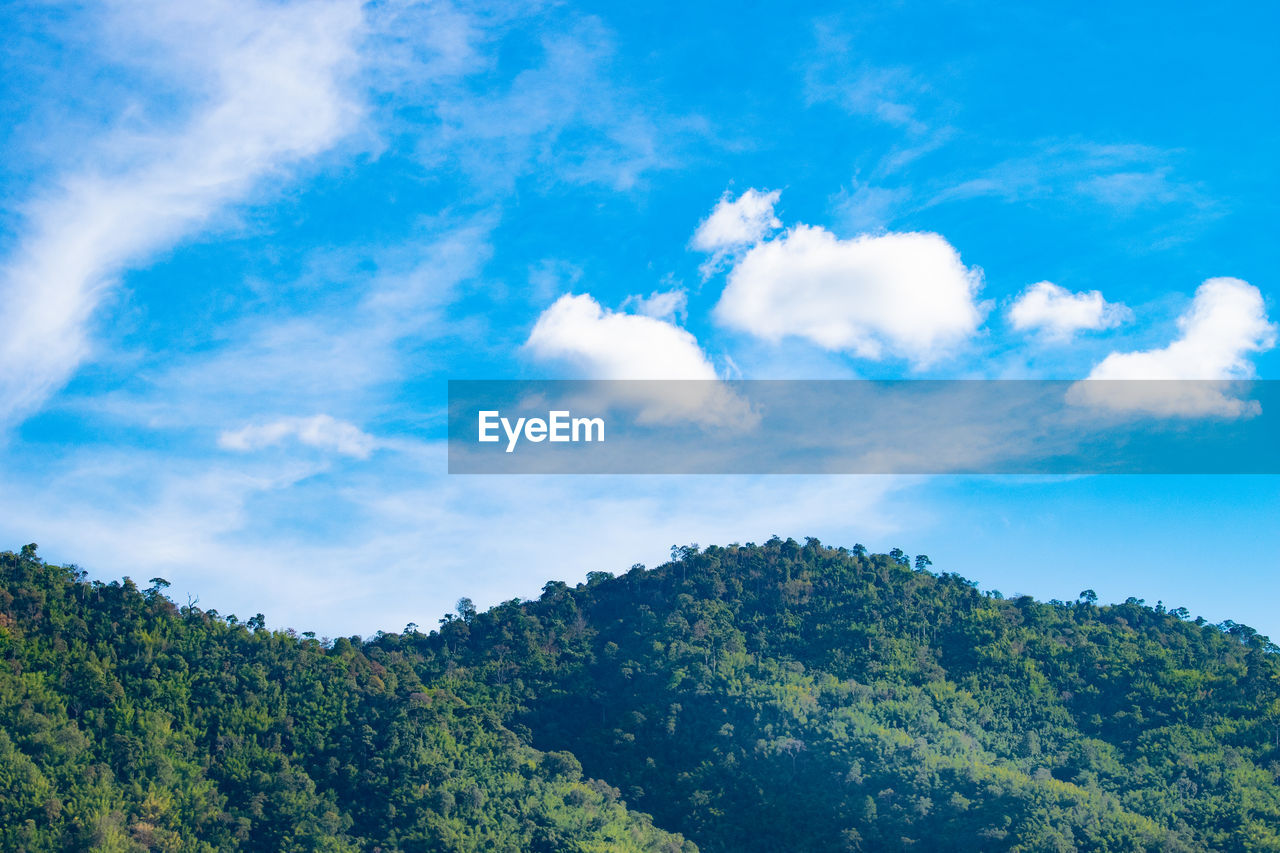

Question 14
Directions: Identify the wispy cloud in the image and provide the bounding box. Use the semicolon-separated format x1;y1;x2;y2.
0;439;914;634
802;19;956;176
804;22;934;136
929;141;1209;217
64;221;493;434
0;0;365;428
400;13;683;192
830;180;911;233
219;415;378;459
621;288;688;323
0;0;693;437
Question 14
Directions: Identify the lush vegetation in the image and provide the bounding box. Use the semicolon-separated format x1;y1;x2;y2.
3;539;1280;851
0;546;691;852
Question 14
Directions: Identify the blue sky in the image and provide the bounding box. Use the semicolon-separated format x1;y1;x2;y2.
1;0;1277;636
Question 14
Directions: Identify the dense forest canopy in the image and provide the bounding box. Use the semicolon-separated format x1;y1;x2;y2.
0;545;691;852
2;539;1279;851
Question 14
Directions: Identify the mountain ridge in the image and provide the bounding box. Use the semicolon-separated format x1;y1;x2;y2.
2;540;1278;851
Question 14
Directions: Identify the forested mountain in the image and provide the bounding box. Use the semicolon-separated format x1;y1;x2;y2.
0;546;691;852
3;539;1279;851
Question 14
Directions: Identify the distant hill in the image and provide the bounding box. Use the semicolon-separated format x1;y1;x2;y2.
3;539;1279;851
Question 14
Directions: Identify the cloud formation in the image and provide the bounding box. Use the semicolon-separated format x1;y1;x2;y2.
1009;281;1130;341
0;439;911;635
525;293;717;380
802;20;938;135
930;142;1207;220
0;0;364;427
621;288;688;323
219;415;378;459
713;225;985;367
691;189;783;277
524;294;756;428
1088;278;1274;381
692;189;782;253
423;16;678;192
1071;278;1276;417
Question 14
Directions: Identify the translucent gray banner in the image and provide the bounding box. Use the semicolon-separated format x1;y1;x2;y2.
447;380;1280;474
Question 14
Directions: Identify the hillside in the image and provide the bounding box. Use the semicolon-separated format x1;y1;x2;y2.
0;547;692;853
3;540;1280;851
386;539;1280;851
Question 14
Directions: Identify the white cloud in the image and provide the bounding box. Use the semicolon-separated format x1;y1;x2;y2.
833;181;910;232
524;293;756;428
691;189;782;277
0;0;364;428
801;21;953;175
219;415;378;459
525;293;717;380
55;220;491;450
1076;169;1180;212
692;189;782;253
1009;281;1130;341
0;438;914;635
803;22;933;137
714;225;985;367
1088;278;1274;380
928;142;1209;227
424;17;678;192
621;288;687;323
1071;278;1276;417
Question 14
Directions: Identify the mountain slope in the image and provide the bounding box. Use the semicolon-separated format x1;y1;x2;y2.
388;539;1280;852
0;547;692;853
4;539;1279;851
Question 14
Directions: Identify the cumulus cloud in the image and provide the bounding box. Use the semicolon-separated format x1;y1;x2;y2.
692;189;782;276
692;189;782;252
1070;278;1276;417
525;293;717;380
1088;278;1274;380
219;415;378;459
713;225;985;367
524;294;755;427
1009;281;1131;341
0;0;363;427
